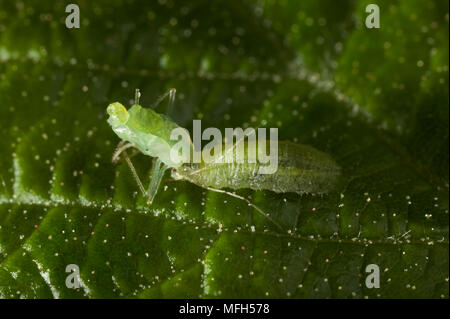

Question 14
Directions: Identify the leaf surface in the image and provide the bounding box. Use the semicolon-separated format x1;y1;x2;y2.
0;0;448;298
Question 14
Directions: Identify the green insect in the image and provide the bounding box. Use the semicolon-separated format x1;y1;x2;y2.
107;89;341;230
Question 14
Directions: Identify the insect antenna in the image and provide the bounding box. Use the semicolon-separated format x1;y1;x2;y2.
150;88;177;112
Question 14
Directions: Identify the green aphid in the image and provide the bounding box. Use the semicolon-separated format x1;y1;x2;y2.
175;141;341;194
107;89;341;230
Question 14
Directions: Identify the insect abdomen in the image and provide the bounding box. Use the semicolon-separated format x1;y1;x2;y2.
178;141;341;194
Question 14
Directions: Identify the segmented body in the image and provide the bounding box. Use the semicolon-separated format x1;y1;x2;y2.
172;141;341;194
107;99;341;200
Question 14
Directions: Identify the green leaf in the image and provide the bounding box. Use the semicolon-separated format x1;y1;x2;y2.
0;0;448;298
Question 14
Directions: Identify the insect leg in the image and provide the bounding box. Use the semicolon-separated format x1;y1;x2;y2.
146;158;169;205
128;148;140;159
200;185;284;232
121;150;147;198
112;142;136;164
